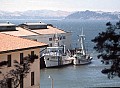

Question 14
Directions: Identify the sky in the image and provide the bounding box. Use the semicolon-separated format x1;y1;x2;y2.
0;0;120;12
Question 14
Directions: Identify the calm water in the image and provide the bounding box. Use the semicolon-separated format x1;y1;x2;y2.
40;58;120;88
0;19;120;87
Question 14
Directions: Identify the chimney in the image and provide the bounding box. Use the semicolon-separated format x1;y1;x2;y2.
7;21;9;24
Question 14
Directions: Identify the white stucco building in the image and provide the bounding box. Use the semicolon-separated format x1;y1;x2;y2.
1;22;72;50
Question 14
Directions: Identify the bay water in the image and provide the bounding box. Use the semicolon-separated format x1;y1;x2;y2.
0;19;120;87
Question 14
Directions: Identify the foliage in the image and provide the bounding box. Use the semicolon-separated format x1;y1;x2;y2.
92;21;120;78
28;54;38;63
0;54;35;88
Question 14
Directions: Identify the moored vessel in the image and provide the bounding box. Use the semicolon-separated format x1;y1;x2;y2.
73;29;92;65
43;33;73;68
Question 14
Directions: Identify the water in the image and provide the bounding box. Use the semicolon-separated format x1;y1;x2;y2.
0;19;120;87
40;56;120;88
39;19;120;88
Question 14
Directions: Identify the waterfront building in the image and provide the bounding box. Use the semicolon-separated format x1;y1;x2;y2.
0;33;47;88
0;22;72;50
0;22;16;31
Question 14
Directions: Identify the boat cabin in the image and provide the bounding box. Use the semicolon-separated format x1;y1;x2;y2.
46;47;64;54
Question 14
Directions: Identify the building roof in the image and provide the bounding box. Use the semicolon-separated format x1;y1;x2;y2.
1;26;66;36
32;26;66;35
1;27;38;36
0;33;47;54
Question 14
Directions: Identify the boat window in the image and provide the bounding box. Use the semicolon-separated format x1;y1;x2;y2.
51;57;56;59
59;50;62;54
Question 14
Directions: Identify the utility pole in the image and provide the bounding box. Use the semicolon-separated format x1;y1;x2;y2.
48;75;54;88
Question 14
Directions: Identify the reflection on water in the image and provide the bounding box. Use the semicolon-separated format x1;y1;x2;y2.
40;55;120;88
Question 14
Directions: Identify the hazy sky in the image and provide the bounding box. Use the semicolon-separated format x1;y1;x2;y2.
0;0;120;12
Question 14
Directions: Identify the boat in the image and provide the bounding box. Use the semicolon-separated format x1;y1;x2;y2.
73;30;92;65
43;34;73;68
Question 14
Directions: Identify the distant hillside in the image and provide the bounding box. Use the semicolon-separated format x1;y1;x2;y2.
65;10;120;20
0;10;120;20
0;10;71;19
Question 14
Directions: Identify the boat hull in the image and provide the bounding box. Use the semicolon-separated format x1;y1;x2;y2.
44;55;73;68
73;56;92;65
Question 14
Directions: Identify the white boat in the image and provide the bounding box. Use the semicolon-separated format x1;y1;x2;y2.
43;34;73;68
73;30;92;65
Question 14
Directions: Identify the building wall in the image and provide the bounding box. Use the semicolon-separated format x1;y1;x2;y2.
63;32;72;50
0;48;40;88
0;26;16;31
22;32;72;50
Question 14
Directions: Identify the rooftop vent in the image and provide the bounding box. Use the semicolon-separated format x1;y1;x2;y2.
7;21;9;24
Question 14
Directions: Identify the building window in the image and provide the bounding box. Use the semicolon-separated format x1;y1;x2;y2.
31;51;34;55
7;78;12;88
20;74;23;88
32;39;37;41
7;55;11;67
20;53;23;64
31;72;34;86
49;38;52;41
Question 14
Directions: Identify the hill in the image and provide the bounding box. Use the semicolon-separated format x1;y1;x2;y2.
0;10;71;19
0;10;120;20
65;10;120;20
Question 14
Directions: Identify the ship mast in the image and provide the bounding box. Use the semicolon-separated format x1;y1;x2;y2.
79;29;86;55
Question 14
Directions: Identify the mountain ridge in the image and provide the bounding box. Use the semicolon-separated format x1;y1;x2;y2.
0;10;120;20
65;10;120;20
0;10;71;19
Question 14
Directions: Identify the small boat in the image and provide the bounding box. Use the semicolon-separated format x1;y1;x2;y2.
73;30;92;65
43;34;73;68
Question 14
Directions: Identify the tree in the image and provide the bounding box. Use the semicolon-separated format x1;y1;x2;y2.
0;54;38;88
92;21;120;78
